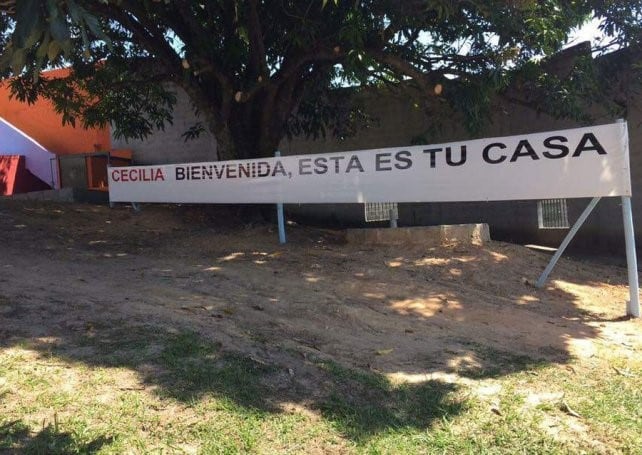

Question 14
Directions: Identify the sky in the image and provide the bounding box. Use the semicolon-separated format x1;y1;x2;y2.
565;18;607;51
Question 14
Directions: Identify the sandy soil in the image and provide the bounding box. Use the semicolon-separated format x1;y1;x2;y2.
1;200;641;385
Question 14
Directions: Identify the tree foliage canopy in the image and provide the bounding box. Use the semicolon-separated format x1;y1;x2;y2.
0;1;640;159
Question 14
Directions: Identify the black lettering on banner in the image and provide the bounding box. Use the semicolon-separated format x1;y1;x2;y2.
394;151;412;169
314;157;328;174
446;146;466;166
423;148;442;168
328;156;344;173
376;153;392;171
346;155;364;173
257;162;270;177
238;163;251;178
482;143;507;164
272;160;287;177
542;136;569;159
510;140;539;162
112;170;120;182
573;132;607;157
176;167;185;180
191;166;201;179
299;158;312;175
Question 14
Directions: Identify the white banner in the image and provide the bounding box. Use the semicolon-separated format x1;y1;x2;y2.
108;122;631;204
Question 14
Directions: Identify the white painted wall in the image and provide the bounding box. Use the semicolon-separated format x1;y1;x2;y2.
0;116;59;188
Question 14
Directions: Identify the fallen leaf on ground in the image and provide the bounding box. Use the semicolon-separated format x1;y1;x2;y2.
376;348;394;356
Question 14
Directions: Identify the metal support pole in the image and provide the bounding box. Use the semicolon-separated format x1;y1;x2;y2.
536;197;601;288
107;165;115;208
275;151;286;244
621;196;640;318
389;208;398;228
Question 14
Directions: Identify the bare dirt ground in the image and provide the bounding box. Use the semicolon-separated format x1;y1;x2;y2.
1;199;641;389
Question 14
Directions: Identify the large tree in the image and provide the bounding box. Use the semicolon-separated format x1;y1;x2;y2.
0;1;640;160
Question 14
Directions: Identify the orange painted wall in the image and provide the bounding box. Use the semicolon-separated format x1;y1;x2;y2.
0;68;111;155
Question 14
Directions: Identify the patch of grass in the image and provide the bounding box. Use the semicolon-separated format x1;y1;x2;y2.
0;419;113;454
156;332;274;408
580;371;642;437
316;360;465;444
526;358;642;452
0;420;31;450
2;328;288;452
71;325;163;367
2;326;641;453
459;385;566;452
318;359;390;390
64;327;275;410
451;341;550;379
315;363;571;453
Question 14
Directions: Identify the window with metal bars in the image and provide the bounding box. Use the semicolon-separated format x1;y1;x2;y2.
538;199;570;229
364;202;398;222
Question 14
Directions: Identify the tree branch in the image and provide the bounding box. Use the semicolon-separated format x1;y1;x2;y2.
367;48;439;94
247;0;268;78
94;2;180;71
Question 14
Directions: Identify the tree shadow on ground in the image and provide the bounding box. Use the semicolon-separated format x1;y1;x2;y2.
0;420;112;454
6;327;463;445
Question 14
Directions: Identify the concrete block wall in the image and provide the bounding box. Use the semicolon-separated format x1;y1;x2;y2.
111;86;217;165
109;55;642;256
346;224;490;247
58;154;88;189
282;82;642;255
280;89;432;155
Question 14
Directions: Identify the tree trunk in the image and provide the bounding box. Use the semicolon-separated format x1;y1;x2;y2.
208;117;282;162
213;126;237;161
189;80;290;162
221;96;284;161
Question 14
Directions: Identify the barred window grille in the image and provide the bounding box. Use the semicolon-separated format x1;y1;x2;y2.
538;199;570;229
365;202;398;222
